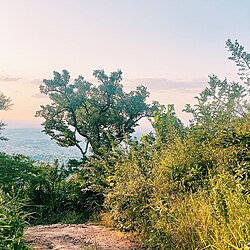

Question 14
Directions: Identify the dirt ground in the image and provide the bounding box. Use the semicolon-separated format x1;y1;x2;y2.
24;223;140;250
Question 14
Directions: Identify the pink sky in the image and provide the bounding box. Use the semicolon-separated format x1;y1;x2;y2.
1;0;248;128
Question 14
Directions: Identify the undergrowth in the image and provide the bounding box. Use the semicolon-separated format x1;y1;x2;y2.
0;191;30;249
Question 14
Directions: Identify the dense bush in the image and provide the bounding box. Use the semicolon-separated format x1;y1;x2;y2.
0;152;106;225
0;153;37;196
149;174;250;249
27;159;106;224
104;116;250;248
103;71;250;248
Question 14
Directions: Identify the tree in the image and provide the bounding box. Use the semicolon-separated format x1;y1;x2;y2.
36;70;156;156
184;39;250;133
151;104;184;145
184;74;248;131
0;92;12;140
226;39;250;92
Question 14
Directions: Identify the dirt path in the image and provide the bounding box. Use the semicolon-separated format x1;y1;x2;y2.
24;223;140;250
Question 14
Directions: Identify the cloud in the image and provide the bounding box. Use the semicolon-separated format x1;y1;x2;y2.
123;78;208;92
30;79;43;86
31;93;48;99
0;77;22;82
30;77;208;97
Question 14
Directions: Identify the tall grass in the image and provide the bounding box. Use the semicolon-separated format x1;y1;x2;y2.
151;174;250;249
104;131;250;249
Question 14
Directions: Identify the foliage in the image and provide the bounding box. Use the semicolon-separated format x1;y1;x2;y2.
0;39;249;249
103;40;250;248
36;69;157;156
0;152;102;225
184;74;248;130
0;94;31;248
27;158;108;224
0;150;108;225
150;174;250;249
27;160;69;223
0;191;30;249
150;104;185;145
0;92;12;141
216;116;250;194
226;39;250;91
0;153;37;196
104;117;249;248
67;147;130;220
0;92;12;111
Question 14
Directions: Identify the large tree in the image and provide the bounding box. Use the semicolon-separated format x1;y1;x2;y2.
36;70;157;156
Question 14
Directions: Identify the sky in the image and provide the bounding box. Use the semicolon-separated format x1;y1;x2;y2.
0;0;250;129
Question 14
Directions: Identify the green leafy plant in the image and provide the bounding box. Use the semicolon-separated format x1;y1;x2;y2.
0;153;37;197
103;40;250;249
226;39;250;91
0;191;30;249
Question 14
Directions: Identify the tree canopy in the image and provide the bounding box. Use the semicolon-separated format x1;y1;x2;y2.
36;69;157;156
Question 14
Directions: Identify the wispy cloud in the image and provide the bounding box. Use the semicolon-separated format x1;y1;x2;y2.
30;79;43;86
30;77;208;96
123;78;208;92
31;93;48;99
0;77;22;82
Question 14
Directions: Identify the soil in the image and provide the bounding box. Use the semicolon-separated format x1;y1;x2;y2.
24;223;140;250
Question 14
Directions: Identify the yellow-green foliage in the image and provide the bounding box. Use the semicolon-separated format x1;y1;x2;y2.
105;122;250;249
152;175;250;249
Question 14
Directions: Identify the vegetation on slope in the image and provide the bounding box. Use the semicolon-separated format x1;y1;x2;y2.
0;39;249;249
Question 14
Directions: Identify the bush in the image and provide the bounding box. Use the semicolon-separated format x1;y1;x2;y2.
28;158;106;224
0;153;37;196
151;174;250;249
0;191;30;249
104;115;250;248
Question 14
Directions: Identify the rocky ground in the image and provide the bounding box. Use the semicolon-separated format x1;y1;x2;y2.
24;223;140;250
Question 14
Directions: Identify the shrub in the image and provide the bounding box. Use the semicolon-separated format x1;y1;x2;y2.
0;191;30;249
104;117;250;248
151;174;250;249
0;153;37;196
